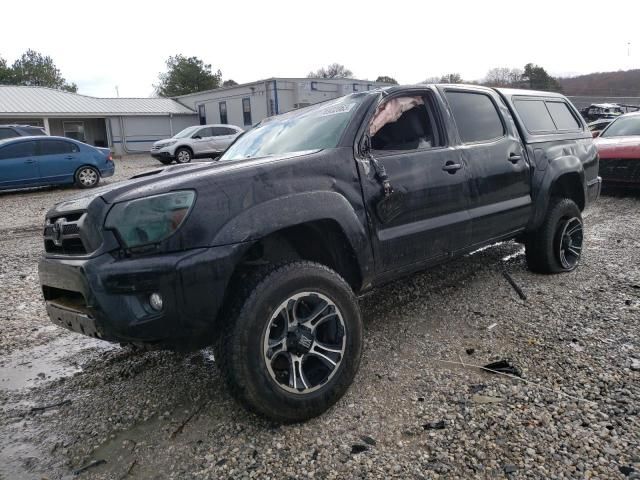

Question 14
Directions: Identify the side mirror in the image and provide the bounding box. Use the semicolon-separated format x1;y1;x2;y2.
192;135;201;139
592;131;600;138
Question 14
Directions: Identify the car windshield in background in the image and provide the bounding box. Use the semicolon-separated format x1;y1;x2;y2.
601;116;640;138
220;96;365;160
173;126;200;138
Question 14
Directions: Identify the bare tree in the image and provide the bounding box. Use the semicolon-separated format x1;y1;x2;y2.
307;63;354;79
484;67;523;87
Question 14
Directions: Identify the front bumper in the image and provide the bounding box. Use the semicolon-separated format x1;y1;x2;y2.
599;158;640;186
38;244;246;349
151;151;175;160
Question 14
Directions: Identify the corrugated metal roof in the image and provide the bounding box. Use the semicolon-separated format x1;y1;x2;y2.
0;86;195;116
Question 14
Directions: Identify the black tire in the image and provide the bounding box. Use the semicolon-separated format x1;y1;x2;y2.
175;147;192;164
215;261;363;423
158;158;173;165
74;166;100;188
525;198;584;273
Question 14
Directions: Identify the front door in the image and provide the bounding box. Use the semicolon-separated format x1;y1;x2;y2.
0;140;39;188
357;92;472;273
191;127;214;155
441;87;531;245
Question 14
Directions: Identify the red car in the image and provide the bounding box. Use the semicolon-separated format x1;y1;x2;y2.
594;112;640;186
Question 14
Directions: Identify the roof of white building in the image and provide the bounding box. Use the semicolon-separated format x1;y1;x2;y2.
0;85;195;116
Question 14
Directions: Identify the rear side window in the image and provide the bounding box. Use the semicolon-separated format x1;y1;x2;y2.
546;102;581;130
514;99;582;133
514;100;556;132
0;141;36;159
445;91;505;143
39;140;79;155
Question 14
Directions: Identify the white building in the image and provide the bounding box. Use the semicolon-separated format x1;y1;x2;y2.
174;77;391;129
0;85;197;155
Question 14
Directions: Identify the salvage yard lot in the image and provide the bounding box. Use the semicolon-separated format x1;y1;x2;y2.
0;156;639;479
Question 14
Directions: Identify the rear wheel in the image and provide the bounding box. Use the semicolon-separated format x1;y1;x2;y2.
74;166;100;188
215;261;363;423
525;198;583;273
175;148;192;164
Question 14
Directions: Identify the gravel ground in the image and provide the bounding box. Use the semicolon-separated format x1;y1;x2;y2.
0;158;638;479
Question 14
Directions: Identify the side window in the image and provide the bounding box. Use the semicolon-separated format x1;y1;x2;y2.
220;127;238;135
370;95;442;152
0;128;18;140
513;99;556;132
445;91;505;143
211;127;226;136
219;101;228;124
195;127;213;138
0;141;36;160
546;101;581;131
242;98;252;126
39;140;79;155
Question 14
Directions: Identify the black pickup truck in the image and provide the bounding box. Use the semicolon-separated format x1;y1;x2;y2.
39;85;601;422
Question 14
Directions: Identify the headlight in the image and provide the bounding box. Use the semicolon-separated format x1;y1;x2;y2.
105;191;196;249
157;140;177;148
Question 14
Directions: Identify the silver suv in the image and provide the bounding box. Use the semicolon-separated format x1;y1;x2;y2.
150;124;243;164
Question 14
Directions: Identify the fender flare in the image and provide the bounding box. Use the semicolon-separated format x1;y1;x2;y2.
211;190;373;283
529;155;585;230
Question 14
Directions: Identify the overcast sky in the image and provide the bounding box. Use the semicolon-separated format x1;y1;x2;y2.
1;0;638;97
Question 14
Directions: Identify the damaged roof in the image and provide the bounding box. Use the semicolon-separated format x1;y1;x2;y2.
0;85;196;117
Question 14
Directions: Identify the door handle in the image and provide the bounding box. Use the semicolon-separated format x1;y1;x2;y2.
25;158;35;163
65;155;74;160
508;153;522;163
442;161;463;173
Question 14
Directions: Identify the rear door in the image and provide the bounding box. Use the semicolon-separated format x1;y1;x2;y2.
441;87;531;245
0;140;39;188
36;139;82;184
357;90;472;273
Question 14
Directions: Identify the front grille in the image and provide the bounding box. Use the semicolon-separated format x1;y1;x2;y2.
43;212;88;255
600;158;640;183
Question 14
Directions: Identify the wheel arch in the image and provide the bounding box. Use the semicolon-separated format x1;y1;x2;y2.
529;156;585;230
213;191;374;292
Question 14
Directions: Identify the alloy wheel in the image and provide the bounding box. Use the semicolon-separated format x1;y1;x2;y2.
78;168;98;187
263;291;346;394
556;216;583;270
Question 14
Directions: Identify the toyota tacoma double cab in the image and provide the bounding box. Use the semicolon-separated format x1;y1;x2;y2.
39;85;601;422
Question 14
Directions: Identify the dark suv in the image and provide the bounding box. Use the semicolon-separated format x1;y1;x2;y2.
0;124;47;139
39;85;600;422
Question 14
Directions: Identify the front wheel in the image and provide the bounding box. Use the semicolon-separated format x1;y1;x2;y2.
216;261;363;423
175;148;192;164
74;166;100;188
525;198;584;273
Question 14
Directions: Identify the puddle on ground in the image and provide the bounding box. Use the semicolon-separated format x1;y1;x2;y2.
0;333;116;391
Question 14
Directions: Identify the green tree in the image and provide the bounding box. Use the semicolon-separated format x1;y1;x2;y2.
9;49;77;91
222;79;238;87
522;63;562;92
0;56;12;84
307;63;353;79
155;55;222;97
375;75;398;84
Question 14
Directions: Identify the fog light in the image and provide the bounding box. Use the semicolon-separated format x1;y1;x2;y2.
149;292;163;311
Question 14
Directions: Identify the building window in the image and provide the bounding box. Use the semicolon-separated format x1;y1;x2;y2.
219;101;228;124
63;121;85;142
242;98;252;126
353;84;359;92
198;105;206;125
310;81;318;91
